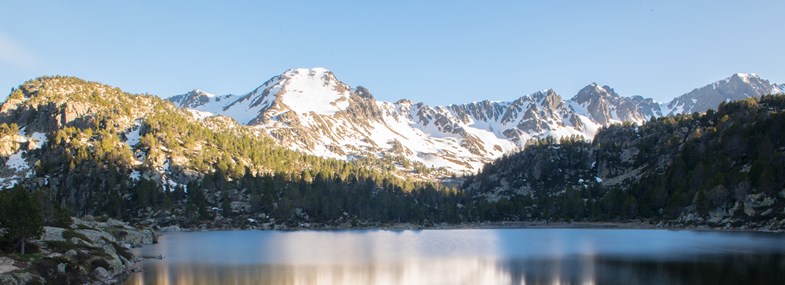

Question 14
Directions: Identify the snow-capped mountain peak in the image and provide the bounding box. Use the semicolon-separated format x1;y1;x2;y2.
567;83;656;126
172;67;358;124
573;83;620;101
169;89;228;109
192;89;215;97
275;67;352;115
731;72;757;83
663;72;783;116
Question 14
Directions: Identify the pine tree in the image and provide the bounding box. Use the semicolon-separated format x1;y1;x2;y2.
0;185;44;255
221;192;232;217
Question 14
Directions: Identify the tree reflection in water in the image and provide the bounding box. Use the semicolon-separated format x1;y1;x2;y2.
125;229;785;285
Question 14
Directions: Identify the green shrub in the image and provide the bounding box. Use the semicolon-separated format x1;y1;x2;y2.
32;257;81;284
52;208;73;228
44;240;79;253
106;239;134;261
76;224;94;230
62;230;89;242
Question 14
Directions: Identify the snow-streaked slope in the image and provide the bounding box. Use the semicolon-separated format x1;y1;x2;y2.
169;68;640;173
663;73;783;116
169;69;783;174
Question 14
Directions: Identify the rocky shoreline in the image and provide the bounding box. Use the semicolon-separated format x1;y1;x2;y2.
0;217;156;285
156;217;785;234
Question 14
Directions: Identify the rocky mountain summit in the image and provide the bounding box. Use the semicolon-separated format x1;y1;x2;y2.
664;73;784;115
570;83;663;125
170;69;784;174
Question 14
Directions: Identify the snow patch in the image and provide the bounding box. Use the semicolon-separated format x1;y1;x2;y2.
130;170;141;181
5;151;29;172
193;89;215;98
125;125;142;146
30;132;47;149
1;150;32;189
189;109;215;121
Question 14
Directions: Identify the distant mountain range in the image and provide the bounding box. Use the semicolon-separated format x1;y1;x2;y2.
169;68;784;173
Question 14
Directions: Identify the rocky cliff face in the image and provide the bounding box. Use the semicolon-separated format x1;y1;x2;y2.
171;69;783;174
570;83;662;125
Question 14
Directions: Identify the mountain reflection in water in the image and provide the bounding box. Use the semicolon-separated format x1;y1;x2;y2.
125;229;785;285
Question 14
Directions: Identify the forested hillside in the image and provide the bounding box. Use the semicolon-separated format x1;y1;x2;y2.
465;95;785;230
0;77;468;229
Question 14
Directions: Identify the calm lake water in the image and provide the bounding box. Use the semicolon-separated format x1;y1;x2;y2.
124;228;785;285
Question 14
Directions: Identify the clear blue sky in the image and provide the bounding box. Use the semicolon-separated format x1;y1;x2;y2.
1;1;783;105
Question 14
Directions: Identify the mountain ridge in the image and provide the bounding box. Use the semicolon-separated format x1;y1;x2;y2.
170;69;784;174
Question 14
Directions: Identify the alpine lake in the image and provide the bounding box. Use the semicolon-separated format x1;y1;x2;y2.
124;228;785;285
